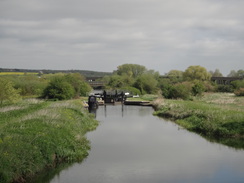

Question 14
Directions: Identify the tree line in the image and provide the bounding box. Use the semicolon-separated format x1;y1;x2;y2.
0;68;112;77
101;64;244;100
0;73;92;105
0;64;244;105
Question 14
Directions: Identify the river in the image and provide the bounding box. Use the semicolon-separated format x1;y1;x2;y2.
48;105;244;183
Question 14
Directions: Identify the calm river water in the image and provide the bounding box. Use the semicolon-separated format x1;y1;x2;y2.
49;105;244;183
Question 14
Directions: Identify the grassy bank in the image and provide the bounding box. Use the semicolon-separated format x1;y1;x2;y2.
153;93;244;148
0;99;98;183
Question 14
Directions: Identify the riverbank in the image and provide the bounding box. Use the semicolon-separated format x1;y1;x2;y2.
153;93;244;148
0;99;98;183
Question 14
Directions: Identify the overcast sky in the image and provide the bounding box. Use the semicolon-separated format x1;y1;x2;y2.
1;0;244;75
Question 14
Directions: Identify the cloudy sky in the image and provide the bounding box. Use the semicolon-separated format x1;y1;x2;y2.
1;0;244;75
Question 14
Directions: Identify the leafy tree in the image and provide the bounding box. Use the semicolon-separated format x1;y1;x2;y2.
237;70;244;78
210;69;223;77
183;65;211;81
0;78;21;105
227;70;238;77
167;70;183;78
166;70;184;83
80;82;92;96
65;73;92;97
231;79;244;89
169;82;192;100
227;69;244;77
133;73;158;94
117;64;146;78
159;78;174;98
42;76;74;100
107;75;126;88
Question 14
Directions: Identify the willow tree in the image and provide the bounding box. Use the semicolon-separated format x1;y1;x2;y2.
183;65;211;81
117;64;146;78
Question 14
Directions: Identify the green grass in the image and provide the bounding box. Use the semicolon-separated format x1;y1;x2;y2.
0;99;98;183
126;94;158;101
153;93;244;149
0;72;38;76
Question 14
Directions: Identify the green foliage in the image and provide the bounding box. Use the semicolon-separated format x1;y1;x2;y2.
80;82;92;96
120;86;141;95
210;69;223;77
158;78;173;98
65;73;92;97
116;64;146;78
133;73;158;94
192;80;205;96
42;76;75;100
234;88;244;96
12;75;47;96
217;85;234;92
0;99;98;182
227;69;244;77
170;82;192;100
183;65;211;81
203;81;216;92
231;79;244;89
0;78;21;105
161;81;192;100
105;64;159;95
107;74;133;88
237;70;244;77
166;70;183;83
153;94;244;146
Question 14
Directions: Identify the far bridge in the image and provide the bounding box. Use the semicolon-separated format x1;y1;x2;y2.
211;77;242;85
86;77;106;89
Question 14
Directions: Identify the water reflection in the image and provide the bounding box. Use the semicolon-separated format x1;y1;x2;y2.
49;105;244;183
90;104;126;118
88;107;97;117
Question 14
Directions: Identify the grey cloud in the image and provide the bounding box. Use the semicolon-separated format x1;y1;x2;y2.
0;0;244;75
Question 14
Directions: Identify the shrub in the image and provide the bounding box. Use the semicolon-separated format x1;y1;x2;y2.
169;82;192;100
0;78;21;105
12;75;47;96
192;80;205;96
203;81;216;92
234;88;244;96
231;79;244;89
217;85;234;92
42;77;75;100
65;73;92;97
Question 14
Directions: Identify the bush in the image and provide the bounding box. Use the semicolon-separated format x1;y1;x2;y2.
42;77;75;100
133;73;158;94
173;82;191;100
169;82;192;100
192;80;205;96
217;85;234;92
0;78;21;105
203;81;216;92
232;79;244;89
234;88;244;96
65;73;92;97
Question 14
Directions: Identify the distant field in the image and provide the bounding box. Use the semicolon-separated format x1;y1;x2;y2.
0;72;38;75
